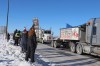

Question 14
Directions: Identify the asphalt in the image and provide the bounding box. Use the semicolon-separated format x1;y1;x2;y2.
35;43;100;66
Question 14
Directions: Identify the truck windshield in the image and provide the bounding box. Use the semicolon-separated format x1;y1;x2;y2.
44;31;51;34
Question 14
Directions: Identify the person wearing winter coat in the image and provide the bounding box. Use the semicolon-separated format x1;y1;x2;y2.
14;31;20;46
25;25;37;63
7;33;10;42
13;29;17;40
17;30;21;44
20;27;28;53
13;29;17;45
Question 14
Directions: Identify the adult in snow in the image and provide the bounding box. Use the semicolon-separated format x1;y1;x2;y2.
14;30;20;46
20;27;28;53
13;29;17;45
17;30;21;44
25;25;37;63
7;33;10;42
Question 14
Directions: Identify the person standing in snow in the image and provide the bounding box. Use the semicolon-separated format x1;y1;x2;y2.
13;29;17;45
7;33;10;42
18;30;21;44
14;30;20;46
20;27;28;53
25;25;37;63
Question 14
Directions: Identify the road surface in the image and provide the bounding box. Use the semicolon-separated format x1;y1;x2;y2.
35;43;100;66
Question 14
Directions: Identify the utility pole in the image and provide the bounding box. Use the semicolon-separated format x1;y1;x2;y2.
6;0;9;39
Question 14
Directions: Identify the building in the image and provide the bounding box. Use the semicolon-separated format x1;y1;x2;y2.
0;26;6;34
33;17;39;39
0;26;6;39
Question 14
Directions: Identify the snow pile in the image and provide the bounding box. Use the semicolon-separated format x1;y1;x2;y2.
0;36;36;66
19;62;32;66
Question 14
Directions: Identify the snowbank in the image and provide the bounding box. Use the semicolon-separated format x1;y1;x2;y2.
0;37;37;66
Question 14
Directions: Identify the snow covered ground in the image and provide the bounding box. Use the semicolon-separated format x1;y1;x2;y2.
0;35;43;66
1;34;100;66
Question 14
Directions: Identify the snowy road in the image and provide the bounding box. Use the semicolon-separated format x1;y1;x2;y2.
36;43;100;66
0;37;100;66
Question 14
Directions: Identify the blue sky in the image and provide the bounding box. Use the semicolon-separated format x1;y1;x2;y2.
0;0;100;36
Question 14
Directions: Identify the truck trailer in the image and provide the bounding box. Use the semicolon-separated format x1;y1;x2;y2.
52;18;100;56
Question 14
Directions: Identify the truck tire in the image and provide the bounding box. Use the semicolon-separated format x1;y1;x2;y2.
76;44;83;55
70;42;76;53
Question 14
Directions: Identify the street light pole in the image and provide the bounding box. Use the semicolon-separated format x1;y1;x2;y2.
6;0;9;39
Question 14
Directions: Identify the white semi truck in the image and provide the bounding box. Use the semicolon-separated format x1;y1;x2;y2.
39;29;52;44
52;18;100;56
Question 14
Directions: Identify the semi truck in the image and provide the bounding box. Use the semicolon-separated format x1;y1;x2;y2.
52;18;100;56
39;29;52;44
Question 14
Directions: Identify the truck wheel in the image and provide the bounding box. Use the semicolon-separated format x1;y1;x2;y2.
54;41;57;48
76;44;83;55
70;42;76;53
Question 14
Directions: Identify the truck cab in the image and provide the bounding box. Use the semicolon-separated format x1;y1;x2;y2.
42;30;52;43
